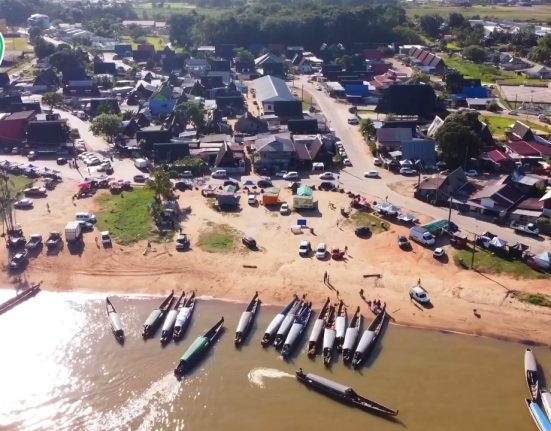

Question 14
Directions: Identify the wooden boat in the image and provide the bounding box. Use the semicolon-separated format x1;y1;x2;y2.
174;317;224;378
142;290;175;339
282;303;313;359
526;348;540;401
160;291;185;345
173;291;196;341
541;390;551;420
352;304;387;369
296;369;398;417
335;300;347;353
261;295;297;347
342;307;361;364
235;291;261;347
0;284;40;314
307;298;331;358
274;299;303;349
526;398;551;431
322;305;337;367
106;297;124;343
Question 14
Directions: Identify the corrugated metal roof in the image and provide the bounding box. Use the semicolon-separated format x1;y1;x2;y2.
253;76;294;103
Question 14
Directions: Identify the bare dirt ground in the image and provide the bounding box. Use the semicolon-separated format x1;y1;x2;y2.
3;178;551;345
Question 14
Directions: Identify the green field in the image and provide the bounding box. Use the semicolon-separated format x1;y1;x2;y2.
513;291;551;308
350;211;388;234
3;37;31;52
197;222;239;253
8;175;33;194
480;115;551;137
132;2;227;19
453;248;549;279
96;188;159;244
121;35;168;50
406;4;551;21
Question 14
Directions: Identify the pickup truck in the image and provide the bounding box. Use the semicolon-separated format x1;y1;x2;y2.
46;232;62;249
25;234;43;251
510;221;539;236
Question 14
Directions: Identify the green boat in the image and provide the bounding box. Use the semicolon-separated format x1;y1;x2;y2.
174;317;224;378
142;291;175;339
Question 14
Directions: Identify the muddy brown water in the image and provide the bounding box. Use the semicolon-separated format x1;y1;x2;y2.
0;290;544;431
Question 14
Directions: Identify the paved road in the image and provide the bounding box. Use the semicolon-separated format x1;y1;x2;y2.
295;75;550;254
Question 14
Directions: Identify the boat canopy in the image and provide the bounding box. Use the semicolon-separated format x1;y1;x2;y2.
529;400;551;431
181;336;208;361
236;311;251;333
144;309;162;326
109;314;123;332
306;373;352;395
356;331;375;352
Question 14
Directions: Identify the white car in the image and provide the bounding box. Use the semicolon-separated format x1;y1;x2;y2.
211;169;227;179
101;231;112;246
364;170;379;178
315;243;327;259
275;171;288;178
410;286;430;304
280;203;289;215
299;240;311;256
343;158;352;166
318;172;337;180
400;167;417;176
433;247;445;258
247;194;257;205
283;171;299;180
465;169;479;177
373;157;383;166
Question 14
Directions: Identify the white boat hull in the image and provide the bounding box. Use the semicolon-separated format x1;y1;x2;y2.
265;313;285;336
284;323;303;350
323;329;336;351
355;330;375;356
162;309;178;332
308;319;324;344
236;311;252;334
109;313;123;333
336;316;346;339
277;314;296;337
174;306;193;329
342;326;359;352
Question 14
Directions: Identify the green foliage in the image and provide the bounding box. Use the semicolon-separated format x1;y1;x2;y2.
128;23;148;41
95;75;114;90
33;37;55;59
435;112;483;169
360;118;376;137
42;92;64;108
513;292;551;307
49;46;89;72
121;110;134;121
235;48;254;64
486;101;500;113
409;71;431;84
145;167;173;201
96;188;158;244
448;12;466;28
337;55;354;72
536;217;551;236
174;156;205;167
419;14;443;38
174;101;205;130
89;113;122;142
462;45;486;64
197;223;239;253
444;68;464;93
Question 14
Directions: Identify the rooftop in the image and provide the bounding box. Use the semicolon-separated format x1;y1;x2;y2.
253;75;294;103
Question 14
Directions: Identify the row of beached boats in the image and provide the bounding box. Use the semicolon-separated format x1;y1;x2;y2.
525;348;551;431
262;295;388;367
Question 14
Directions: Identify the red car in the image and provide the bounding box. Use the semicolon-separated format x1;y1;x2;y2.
24;186;47;197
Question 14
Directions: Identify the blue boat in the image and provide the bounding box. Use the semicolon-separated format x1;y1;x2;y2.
526;399;551;431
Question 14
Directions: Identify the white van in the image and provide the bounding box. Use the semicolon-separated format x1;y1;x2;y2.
134;158;149;169
409;226;435;246
76;212;97;224
211;169;227;179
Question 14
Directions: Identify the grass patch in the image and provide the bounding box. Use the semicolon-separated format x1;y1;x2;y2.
95;188;159;244
453;248;549;279
132;2;227;19
442;55;509;83
480;115;551;138
513;291;551;308
7;175;33;194
350;211;387;234
4;37;31;51
197;222;239;253
406;4;551;21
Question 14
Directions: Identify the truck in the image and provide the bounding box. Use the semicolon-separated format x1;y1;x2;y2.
510;221;540;236
409;226;436;246
46;232;62;249
134;158;149;169
64;221;83;243
25;234;43;251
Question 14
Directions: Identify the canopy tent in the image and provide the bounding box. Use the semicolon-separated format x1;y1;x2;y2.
534;251;551;270
489;237;507;248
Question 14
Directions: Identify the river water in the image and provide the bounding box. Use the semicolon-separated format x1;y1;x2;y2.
0;290;546;431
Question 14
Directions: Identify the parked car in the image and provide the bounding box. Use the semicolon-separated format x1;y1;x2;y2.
280;202;289;215
373;157;383;166
318;172;337;180
24;187;47;197
319;182;336;191
180;171;193;178
25;234;42;251
133;174;149;183
9;251;28;271
175;233;190;251
275;170;288;178
283;171;299;180
247;194;258;205
46;232;62;249
27;151;36;160
398;235;411;250
343;158;352;166
355;226;371;237
211;169;227;179
465;169;479;177
347;117;359;125
14;198;33;209
257;179;272;188
77;220;94;232
399;167;417;176
242;236;257;249
508;111;518;116
410;285;430;304
364;170;379;178
433;247;445;259
315;243;327;259
101;231;112;247
175;180;193;191
409;226;436;246
75;212;97;224
299;240;311;256
7;236;26;250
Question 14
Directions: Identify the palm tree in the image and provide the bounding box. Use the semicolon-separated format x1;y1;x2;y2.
145;168;172;201
360;118;376;138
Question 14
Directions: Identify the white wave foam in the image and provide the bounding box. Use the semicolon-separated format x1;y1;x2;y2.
90;373;181;431
247;368;293;389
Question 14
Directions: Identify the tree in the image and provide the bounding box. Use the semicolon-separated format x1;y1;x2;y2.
409;71;431;84
174;101;205;130
146;168;173;201
28;26;43;43
128;24;148;41
463;45;486;64
486;101;500;113
529;46;551;63
95;75;114;89
360;118;376;138
419;14;443;38
121;110;134;121
96;101;117;115
90;113;121;143
435;113;483;169
448;12;466;28
235;48;254;64
42;92;64;109
444;68;464;94
337;55;354;71
33;37;55;59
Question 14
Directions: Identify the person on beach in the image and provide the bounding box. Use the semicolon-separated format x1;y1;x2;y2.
46;203;50;213
323;271;328;284
359;289;364;297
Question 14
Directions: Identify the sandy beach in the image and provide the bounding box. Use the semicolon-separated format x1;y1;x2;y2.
3;177;551;346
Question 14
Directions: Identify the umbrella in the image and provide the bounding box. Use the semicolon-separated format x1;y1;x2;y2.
489;236;507;248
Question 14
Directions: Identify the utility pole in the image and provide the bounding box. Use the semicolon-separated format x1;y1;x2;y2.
471;233;477;269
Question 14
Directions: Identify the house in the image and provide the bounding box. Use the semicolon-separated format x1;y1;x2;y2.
64;80;100;97
509;169;547;194
540;189;551;217
0;111;35;147
148;86;177;117
408;48;446;75
210;59;231;72
253;75;295;115
0;95;23;112
61;66;88;84
288;118;318;134
510;197;544;224
135;128;173;156
524;65;551;79
152;142;190;163
402;138;437;165
506;140;551;161
27;13;49;28
415;167;469;205
186;58;209;76
370;69;409;90
375;85;438;118
93;62;117;75
253;133;295;171
25;119;70;151
509;121;534;141
500;57;529;71
33;68;60;90
114;44;132;57
292;134;330;168
480;148;515;172
255;53;284;77
467;177;525;216
376;127;412;151
213;140;246;173
466;98;496;110
234;112;268;135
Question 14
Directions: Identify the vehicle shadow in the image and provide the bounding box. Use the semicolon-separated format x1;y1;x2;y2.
67;241;85;256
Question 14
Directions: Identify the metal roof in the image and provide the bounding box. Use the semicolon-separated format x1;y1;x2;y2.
253;75;294;103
